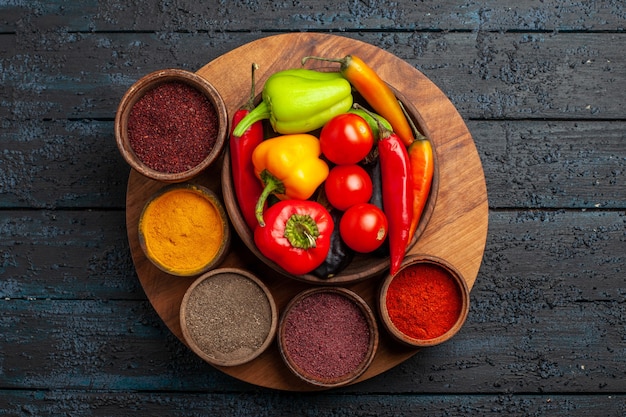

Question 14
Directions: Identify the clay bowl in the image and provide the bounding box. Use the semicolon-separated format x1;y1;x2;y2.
180;268;278;367
378;254;470;348
138;183;231;277
115;68;228;183
221;90;439;285
277;287;378;388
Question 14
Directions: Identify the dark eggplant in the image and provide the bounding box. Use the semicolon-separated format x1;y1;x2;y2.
312;207;354;279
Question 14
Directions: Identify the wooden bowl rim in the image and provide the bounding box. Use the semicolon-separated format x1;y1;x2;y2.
378;254;471;348
220;90;439;285
115;68;229;183
179;267;279;367
137;183;231;276
277;286;379;388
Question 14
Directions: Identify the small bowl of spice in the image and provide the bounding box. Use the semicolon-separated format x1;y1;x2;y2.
115;68;228;182
138;183;230;276
378;254;470;348
278;287;378;388
180;268;278;367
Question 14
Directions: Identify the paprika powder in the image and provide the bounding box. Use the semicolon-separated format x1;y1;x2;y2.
385;261;465;341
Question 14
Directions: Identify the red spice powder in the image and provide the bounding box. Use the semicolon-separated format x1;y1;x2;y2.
127;81;218;173
386;263;462;340
282;291;371;381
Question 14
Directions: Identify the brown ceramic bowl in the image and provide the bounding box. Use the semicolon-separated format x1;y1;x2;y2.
277;287;378;388
115;68;228;183
180;268;278;367
378;254;470;348
138;183;230;277
221;89;438;285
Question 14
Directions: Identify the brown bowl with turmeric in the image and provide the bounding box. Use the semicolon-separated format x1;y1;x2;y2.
115;69;228;183
138;183;230;277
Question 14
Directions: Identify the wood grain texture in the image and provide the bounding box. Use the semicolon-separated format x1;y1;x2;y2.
3;32;626;121
124;33;487;390
3;0;626;32
0;211;623;416
1;0;625;414
1;391;625;417
1;119;623;211
1;213;622;393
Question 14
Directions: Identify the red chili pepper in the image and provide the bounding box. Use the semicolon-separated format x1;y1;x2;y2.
302;54;415;147
230;63;265;230
407;138;434;244
378;128;413;276
254;199;333;276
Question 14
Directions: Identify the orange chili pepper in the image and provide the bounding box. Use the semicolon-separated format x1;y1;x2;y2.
407;137;434;244
302;54;415;147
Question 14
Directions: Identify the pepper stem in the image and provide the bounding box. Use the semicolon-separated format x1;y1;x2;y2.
284;213;319;249
398;99;427;141
232;100;270;137
353;103;392;140
243;63;259;111
255;170;285;227
301;55;350;71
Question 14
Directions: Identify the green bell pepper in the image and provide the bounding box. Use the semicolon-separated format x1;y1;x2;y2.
232;68;353;136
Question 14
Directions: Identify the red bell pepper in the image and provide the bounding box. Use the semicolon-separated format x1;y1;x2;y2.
254;199;333;275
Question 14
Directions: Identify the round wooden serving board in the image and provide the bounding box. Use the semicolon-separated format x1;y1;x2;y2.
125;33;489;391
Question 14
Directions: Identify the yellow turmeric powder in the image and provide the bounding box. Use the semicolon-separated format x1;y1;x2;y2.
139;186;224;275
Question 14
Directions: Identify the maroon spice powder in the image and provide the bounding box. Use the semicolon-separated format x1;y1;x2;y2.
127;81;218;173
282;291;371;381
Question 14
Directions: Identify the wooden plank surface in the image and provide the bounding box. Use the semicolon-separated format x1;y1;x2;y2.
0;0;624;414
1;391;625;416
1;211;623;392
3;32;626;121
2;0;626;32
1;120;623;210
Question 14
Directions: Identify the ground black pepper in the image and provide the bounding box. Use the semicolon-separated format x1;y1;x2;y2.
282;291;371;380
183;272;272;364
127;81;218;173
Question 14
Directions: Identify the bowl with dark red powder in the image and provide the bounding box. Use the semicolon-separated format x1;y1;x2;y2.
378;254;470;348
115;69;228;182
277;287;378;388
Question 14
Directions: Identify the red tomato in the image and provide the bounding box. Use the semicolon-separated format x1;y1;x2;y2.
340;203;388;253
324;164;373;211
320;113;374;165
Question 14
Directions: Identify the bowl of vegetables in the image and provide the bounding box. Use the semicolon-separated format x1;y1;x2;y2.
221;58;438;284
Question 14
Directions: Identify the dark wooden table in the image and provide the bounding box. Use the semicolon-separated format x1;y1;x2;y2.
1;2;624;415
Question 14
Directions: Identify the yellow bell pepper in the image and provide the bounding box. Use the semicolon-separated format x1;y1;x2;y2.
252;134;329;226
